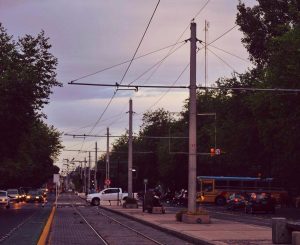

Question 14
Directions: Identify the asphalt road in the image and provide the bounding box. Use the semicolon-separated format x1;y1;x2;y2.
0;195;54;244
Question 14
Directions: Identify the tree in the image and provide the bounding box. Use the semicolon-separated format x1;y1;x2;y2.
234;0;300;191
0;23;62;188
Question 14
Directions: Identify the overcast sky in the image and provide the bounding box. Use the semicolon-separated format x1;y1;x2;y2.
0;0;255;171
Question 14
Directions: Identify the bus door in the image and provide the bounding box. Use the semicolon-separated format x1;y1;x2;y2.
200;180;215;203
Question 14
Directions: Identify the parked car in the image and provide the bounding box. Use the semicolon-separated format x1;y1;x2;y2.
7;189;21;203
0;190;10;209
86;188;135;206
227;193;248;211
26;189;45;203
245;193;276;214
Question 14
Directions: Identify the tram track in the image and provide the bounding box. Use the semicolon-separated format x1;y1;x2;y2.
59;193;192;245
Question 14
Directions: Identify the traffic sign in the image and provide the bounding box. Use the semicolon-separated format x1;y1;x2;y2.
104;179;111;186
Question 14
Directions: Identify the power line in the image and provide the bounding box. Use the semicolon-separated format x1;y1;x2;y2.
208;44;250;63
128;41;187;86
83;0;161;137
207;46;238;73
133;0;210;87
64;133;188;139
70;41;186;83
69;82;300;92
208;25;238;46
118;0;160;86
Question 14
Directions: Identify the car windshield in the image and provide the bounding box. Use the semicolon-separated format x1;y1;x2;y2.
28;190;40;195
0;191;7;197
7;190;18;194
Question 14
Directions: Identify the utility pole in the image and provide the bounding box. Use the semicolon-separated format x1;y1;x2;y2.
204;20;209;87
188;21;197;213
106;127;110;187
88;151;91;193
94;142;98;190
128;98;133;198
84;157;87;194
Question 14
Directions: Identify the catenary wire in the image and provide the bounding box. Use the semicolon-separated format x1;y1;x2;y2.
118;0;160;86
69;41;185;83
137;0;210;86
128;42;187;86
75;1;161;154
207;46;238;73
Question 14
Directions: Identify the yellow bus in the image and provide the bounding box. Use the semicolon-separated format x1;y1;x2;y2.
197;176;288;206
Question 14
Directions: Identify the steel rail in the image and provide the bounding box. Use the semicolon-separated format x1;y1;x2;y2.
97;208;165;245
66;195;109;245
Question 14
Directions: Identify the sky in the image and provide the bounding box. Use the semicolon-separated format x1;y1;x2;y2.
0;0;256;172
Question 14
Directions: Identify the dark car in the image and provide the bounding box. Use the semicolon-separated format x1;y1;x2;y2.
226;193;248;211
26;189;45;203
245;193;276;214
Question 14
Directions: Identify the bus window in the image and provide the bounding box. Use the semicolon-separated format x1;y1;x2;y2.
215;180;227;189
202;182;213;192
229;180;242;189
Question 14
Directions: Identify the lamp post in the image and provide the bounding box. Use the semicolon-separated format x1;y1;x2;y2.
129;168;136;197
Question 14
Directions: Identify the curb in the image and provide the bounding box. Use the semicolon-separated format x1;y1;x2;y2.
99;205;215;245
37;206;56;245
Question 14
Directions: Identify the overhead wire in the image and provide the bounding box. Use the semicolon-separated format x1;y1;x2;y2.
140;24;239;112
74;0;160;154
118;0;160;86
137;0;210;86
128;41;187;86
208;44;250;63
206;46;239;73
130;0;210;113
70;41;186;83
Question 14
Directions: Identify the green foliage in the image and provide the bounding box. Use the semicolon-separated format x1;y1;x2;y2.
0;23;62;188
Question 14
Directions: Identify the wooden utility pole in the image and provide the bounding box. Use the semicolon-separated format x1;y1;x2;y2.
188;22;197;213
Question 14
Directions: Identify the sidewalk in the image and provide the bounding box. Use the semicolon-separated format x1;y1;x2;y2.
101;203;274;245
48;194;276;245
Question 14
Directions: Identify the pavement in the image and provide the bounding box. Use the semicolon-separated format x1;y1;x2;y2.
100;203;274;245
46;193;284;245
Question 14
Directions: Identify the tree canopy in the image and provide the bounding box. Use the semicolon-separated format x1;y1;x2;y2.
0;23;62;188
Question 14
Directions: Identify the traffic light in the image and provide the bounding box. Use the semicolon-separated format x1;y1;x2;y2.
210;148;215;157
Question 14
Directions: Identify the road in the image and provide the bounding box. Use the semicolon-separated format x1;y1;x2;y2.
0;195;53;245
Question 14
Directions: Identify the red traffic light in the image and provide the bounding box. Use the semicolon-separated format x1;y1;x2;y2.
210;148;215;157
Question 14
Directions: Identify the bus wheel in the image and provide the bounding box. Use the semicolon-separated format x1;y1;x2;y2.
215;196;226;206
